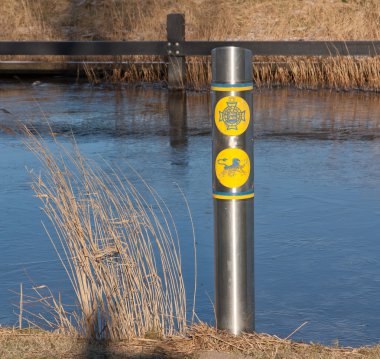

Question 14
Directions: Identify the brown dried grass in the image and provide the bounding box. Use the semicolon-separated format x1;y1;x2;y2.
82;56;380;92
254;56;380;91
21;126;191;340
186;56;380;91
1;0;379;41
2;324;380;359
2;55;377;92
1;0;379;91
174;323;380;359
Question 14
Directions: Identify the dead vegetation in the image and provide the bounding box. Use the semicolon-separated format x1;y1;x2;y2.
2;324;380;359
0;0;379;91
77;56;380;92
21;126;193;340
1;0;379;41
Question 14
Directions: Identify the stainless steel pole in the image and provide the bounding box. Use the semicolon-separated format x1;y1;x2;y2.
212;47;254;334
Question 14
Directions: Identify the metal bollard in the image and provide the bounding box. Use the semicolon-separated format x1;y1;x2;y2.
211;47;254;334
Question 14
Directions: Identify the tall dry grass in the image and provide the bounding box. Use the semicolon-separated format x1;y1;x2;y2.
22;126;192;340
82;59;166;85
1;0;379;90
185;56;380;91
1;0;379;41
3;323;380;358
254;56;380;91
77;56;380;92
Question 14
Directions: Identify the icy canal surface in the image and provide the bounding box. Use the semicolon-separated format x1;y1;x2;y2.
1;81;380;346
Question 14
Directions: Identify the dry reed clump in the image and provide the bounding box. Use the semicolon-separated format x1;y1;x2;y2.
254;56;380;91
78;55;380;92
82;57;166;85
22;126;191;341
184;56;380;92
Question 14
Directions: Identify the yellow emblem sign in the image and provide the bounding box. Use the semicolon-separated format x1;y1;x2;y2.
215;148;250;188
215;96;250;136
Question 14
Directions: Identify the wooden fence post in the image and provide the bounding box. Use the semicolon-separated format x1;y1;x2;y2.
167;13;186;90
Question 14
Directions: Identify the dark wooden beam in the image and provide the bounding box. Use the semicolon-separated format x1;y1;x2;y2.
182;41;380;56
167;13;186;90
0;41;167;56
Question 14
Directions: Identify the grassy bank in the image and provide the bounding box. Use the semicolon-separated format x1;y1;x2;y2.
1;0;379;91
2;324;380;359
1;0;379;41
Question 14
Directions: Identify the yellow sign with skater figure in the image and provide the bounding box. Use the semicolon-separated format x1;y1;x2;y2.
215;148;250;188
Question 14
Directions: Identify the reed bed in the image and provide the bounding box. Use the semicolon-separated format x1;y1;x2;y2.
82;59;166;85
22;126;190;340
80;56;380;92
254;56;380;92
185;56;380;91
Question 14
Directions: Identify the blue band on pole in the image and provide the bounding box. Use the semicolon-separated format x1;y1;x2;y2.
211;82;253;88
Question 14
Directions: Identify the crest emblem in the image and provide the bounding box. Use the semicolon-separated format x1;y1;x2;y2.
214;96;250;136
219;98;246;131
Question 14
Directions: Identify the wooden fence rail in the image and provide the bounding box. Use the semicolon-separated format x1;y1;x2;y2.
1;40;378;57
0;13;379;88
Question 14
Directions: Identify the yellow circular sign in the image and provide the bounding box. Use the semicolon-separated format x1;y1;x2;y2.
215;96;250;136
215;148;250;188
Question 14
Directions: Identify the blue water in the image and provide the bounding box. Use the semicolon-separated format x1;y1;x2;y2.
1;81;380;346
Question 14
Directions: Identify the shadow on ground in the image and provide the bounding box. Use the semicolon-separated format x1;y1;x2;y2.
81;338;178;359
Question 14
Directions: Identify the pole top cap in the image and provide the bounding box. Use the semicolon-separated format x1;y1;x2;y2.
212;47;252;84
